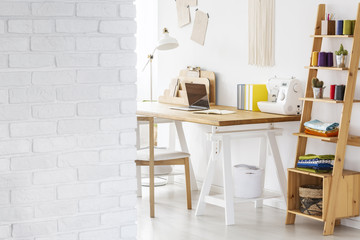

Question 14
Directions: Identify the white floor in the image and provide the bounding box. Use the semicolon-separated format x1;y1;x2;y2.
137;183;360;240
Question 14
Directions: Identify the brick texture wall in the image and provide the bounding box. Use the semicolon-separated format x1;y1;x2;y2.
0;1;137;239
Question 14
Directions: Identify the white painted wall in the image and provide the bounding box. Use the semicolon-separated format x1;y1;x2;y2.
157;0;360;228
0;0;137;239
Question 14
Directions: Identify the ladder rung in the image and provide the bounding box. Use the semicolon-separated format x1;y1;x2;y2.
304;66;360;71
293;132;336;141
310;35;354;38
293;133;360;147
300;97;360;103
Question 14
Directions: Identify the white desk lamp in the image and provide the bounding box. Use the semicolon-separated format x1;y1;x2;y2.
142;28;179;102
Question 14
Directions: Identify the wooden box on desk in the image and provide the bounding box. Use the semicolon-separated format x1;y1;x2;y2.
158;69;216;106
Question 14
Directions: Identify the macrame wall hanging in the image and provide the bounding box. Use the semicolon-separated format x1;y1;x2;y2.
248;0;275;66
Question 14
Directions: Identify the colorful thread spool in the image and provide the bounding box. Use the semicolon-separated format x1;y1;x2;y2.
351;20;356;35
334;85;346;101
336;20;343;35
343;20;352;35
318;52;327;67
330;85;336;99
327;52;333;67
311;51;319;66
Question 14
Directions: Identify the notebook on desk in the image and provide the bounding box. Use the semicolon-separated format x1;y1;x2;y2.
169;83;210;111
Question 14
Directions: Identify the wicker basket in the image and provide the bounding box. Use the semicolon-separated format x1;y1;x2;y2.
299;185;323;216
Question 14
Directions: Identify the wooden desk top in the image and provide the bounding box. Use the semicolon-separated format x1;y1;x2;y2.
137;102;301;127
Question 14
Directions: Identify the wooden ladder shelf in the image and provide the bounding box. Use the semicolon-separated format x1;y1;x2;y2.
285;3;360;236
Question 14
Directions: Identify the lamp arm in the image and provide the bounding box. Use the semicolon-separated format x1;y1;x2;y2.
142;47;157;72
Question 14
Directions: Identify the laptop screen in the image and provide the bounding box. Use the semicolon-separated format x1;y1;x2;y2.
185;83;210;109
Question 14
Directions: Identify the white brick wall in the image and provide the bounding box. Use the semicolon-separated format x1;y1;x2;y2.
0;0;137;239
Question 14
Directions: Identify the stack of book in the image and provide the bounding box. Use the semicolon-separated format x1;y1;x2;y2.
237;84;268;112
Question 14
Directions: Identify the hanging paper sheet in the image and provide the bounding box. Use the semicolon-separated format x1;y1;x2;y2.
191;10;209;45
185;0;197;6
176;0;191;27
248;0;275;66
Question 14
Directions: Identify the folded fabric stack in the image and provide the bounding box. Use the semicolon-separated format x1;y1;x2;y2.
304;119;339;137
297;154;334;173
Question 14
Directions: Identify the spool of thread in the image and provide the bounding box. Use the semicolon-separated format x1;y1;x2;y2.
318;52;327;67
326;52;333;67
343;20;352;35
330;85;336;99
334;85;346;101
351;20;356;35
311;51;319;66
336;20;343;35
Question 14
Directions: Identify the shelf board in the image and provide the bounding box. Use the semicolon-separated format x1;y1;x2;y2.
323;134;360;147
300;97;360;103
305;66;350;71
293;133;360;147
288;168;360;178
293;132;336;141
287;209;324;222
310;35;354;38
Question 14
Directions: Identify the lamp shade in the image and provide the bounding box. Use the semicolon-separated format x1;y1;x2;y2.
156;28;179;50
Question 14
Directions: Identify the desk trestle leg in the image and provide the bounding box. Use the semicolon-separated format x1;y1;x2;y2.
222;135;235;225
195;138;220;216
255;136;267;208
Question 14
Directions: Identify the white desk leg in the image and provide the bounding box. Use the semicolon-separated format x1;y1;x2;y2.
222;135;235;225
195;135;220;216
255;136;267;208
175;121;198;191
267;132;287;202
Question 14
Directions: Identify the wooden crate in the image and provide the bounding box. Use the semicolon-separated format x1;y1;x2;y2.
287;168;360;221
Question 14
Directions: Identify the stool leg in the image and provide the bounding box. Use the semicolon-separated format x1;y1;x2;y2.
184;157;192;209
136;165;142;197
150;163;155;218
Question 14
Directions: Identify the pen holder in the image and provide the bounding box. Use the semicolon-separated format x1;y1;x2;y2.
321;20;335;35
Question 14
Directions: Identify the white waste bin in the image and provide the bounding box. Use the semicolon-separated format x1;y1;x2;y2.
233;164;264;198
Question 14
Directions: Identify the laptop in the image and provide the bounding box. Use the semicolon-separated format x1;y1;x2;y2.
170;83;210;111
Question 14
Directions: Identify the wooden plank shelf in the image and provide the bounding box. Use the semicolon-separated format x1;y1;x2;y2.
293;133;360;147
310;35;354;38
300;97;360;103
305;66;360;70
288;168;360;178
305;66;350;71
293;132;337;141
287;209;324;222
323;134;360;147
